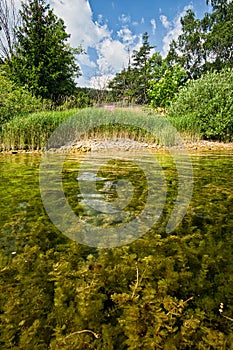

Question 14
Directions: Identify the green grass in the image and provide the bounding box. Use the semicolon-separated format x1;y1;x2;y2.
45;107;186;149
167;113;201;142
0;109;79;151
0;107;191;151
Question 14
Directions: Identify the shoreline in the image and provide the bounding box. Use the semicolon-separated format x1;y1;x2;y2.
1;139;233;155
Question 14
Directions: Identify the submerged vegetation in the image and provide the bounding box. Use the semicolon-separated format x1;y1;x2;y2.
1;153;233;348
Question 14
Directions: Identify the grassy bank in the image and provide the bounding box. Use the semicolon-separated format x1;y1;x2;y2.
0;109;79;151
1;107;189;151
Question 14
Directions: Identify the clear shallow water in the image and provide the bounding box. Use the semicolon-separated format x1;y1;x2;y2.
0;151;233;249
1;151;233;347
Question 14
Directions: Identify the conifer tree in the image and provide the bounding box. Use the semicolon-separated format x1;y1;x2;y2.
131;32;154;104
9;0;82;102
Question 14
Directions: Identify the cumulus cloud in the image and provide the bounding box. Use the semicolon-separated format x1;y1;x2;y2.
50;0;110;49
96;38;129;74
117;27;137;45
49;0;141;86
161;5;192;57
90;73;115;90
150;18;156;35
160;15;171;29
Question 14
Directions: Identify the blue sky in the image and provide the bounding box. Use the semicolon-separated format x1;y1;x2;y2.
49;0;211;87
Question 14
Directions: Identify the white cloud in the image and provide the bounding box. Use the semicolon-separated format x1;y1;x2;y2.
96;38;129;74
90;73;115;90
160;15;170;29
50;0;110;49
161;5;192;57
48;0;145;86
150;18;156;35
77;75;93;87
117;27;137;45
119;14;131;24
77;53;96;68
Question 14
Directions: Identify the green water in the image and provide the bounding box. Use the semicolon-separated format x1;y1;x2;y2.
1;151;233;264
1;151;233;348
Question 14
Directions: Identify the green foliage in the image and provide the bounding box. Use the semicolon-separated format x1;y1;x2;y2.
131;32;154;104
9;0;82;102
0;109;78;150
147;65;187;108
108;32;154;104
0;70;43;124
168;68;233;141
167;1;233;78
167;9;205;79
108;67;135;103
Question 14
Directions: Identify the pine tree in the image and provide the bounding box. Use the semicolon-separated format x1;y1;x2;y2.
132;32;154;104
9;0;82;102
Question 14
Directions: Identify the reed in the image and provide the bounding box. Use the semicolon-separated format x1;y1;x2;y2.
0;109;79;151
0;107;187;151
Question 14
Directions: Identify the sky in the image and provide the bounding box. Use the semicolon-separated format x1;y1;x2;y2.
48;0;211;88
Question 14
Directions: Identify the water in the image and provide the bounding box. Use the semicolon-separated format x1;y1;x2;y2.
1;151;233;347
0;151;232;251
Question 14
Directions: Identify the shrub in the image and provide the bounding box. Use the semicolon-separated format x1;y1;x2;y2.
168;68;233;142
147;65;186;108
0;71;43;125
56;91;93;110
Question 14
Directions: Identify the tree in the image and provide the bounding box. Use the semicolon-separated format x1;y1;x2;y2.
9;0;82;102
167;1;233;77
0;69;42;125
131;32;154;104
108;67;134;103
167;68;233;142
108;32;154;105
147;64;187;108
204;0;233;71
167;9;206;79
0;0;19;60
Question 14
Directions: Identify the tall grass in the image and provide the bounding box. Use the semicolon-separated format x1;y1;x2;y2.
167;113;201;142
0;109;79;151
0;107;185;151
44;107;184;150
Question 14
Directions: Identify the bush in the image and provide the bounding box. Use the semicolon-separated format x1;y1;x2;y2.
147;65;186;108
56;91;93;110
168;68;233;142
0;71;43;125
